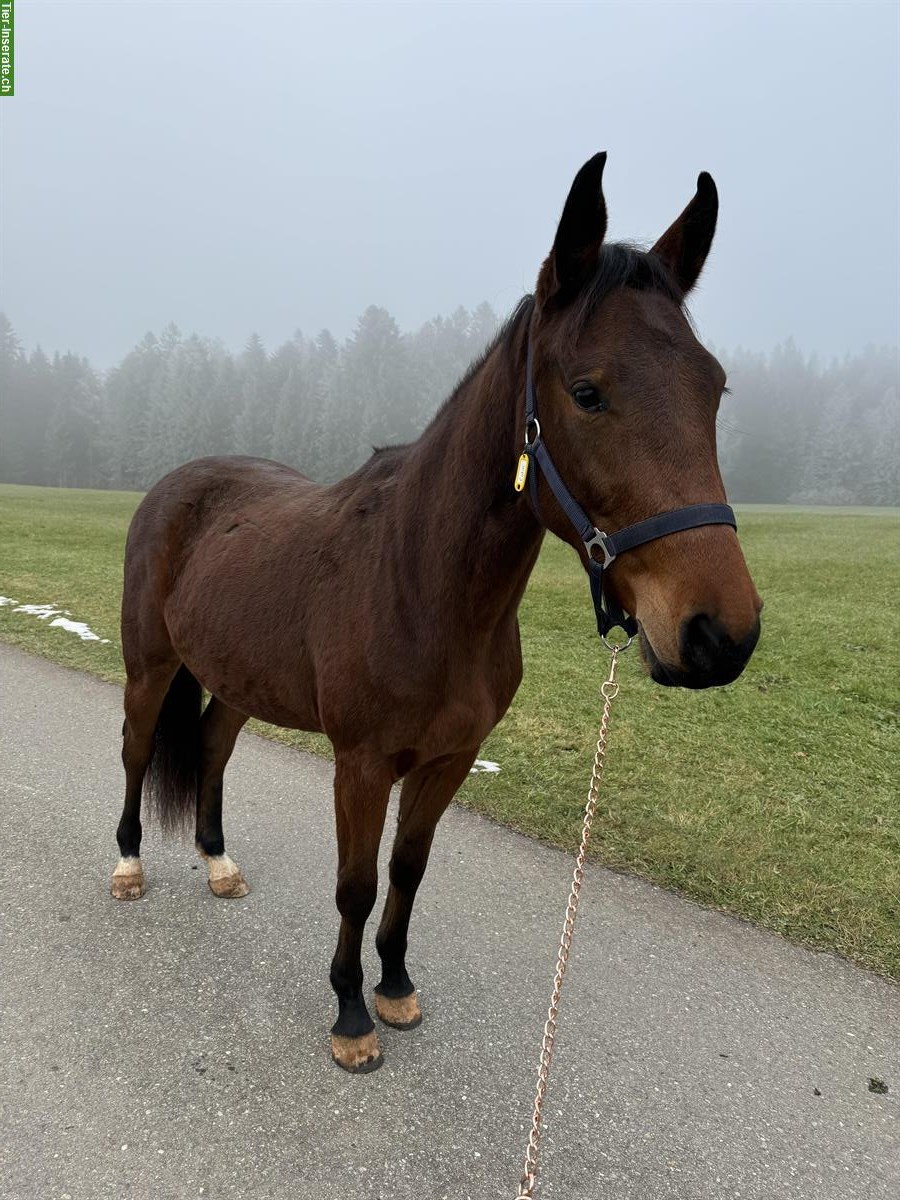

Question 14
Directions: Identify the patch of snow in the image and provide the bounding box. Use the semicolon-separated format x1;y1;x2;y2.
1;596;111;644
13;603;63;620
470;759;501;774
50;617;106;642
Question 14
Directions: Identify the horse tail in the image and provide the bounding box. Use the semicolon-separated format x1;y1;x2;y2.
145;665;202;833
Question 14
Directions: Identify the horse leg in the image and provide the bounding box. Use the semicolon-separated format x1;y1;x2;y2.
374;750;477;1029
111;664;178;899
195;696;250;898
329;750;392;1073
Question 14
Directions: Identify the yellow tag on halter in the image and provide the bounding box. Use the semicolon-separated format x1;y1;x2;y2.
514;453;530;492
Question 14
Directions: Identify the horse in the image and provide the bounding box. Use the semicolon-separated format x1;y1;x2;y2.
110;153;762;1073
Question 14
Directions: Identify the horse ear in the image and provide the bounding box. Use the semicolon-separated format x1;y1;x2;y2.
651;172;719;294
537;152;608;307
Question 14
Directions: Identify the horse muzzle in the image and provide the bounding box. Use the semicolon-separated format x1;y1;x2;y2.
642;613;761;690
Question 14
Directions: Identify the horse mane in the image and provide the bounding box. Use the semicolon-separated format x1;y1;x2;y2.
352;298;536;481
441;295;534;407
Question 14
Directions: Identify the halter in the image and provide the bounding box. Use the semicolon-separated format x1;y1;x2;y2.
517;317;737;641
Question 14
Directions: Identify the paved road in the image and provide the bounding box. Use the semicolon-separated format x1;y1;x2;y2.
0;643;897;1200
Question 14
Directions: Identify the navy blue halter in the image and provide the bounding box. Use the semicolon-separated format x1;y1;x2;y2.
521;324;737;641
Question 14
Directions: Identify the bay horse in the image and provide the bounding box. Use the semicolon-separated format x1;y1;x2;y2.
111;153;762;1073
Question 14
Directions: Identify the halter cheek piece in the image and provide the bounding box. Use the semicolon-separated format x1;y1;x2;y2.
517;319;737;641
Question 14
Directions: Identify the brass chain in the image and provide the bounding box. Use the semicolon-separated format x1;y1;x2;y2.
515;645;624;1199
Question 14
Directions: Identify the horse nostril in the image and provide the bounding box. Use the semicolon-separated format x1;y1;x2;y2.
681;613;724;676
679;612;760;686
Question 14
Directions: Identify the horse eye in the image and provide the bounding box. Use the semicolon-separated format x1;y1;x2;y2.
571;382;608;412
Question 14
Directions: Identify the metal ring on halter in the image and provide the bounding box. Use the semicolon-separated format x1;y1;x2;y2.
601;632;634;652
524;417;541;446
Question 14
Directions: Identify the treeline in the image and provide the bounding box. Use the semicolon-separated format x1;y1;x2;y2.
0;309;897;504
716;341;898;506
0;305;498;490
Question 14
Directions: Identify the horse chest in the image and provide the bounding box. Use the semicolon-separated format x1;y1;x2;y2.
350;639;521;760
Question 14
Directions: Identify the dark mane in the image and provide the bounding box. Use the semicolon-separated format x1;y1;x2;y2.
348;299;535;481
442;295;534;406
330;441;410;495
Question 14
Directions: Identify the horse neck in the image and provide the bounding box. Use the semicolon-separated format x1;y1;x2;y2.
395;309;544;628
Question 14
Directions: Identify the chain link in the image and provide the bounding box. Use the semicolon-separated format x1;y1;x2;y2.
515;647;623;1199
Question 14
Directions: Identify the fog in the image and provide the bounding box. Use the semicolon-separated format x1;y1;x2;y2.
1;1;898;365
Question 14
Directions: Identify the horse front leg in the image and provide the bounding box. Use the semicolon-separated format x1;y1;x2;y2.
329;750;392;1073
374;749;477;1031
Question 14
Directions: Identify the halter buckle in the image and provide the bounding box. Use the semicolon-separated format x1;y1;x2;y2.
584;528;616;570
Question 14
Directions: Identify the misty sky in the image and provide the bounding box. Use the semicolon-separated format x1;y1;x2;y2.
1;1;898;366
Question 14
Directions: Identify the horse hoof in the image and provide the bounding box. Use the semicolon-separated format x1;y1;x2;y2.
204;853;251;899
374;991;422;1030
331;1031;383;1074
110;857;144;901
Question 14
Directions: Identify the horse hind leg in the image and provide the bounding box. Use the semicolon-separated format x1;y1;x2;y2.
111;664;179;900
195;697;250;898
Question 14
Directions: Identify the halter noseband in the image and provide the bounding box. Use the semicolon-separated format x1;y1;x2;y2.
517;316;736;641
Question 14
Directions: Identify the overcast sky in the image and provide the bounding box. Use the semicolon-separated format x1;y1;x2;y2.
1;1;898;366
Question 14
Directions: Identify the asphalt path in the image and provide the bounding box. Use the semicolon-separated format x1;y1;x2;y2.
0;643;897;1199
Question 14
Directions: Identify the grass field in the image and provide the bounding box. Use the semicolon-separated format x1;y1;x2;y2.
1;482;898;978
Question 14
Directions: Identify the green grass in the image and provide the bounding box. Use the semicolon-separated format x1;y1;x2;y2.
2;483;898;978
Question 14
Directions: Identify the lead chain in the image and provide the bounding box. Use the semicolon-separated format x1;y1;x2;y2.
515;647;622;1199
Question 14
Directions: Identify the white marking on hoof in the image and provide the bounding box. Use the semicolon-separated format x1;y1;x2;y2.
331;1030;383;1073
200;851;250;899
110;856;144;900
375;991;422;1030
